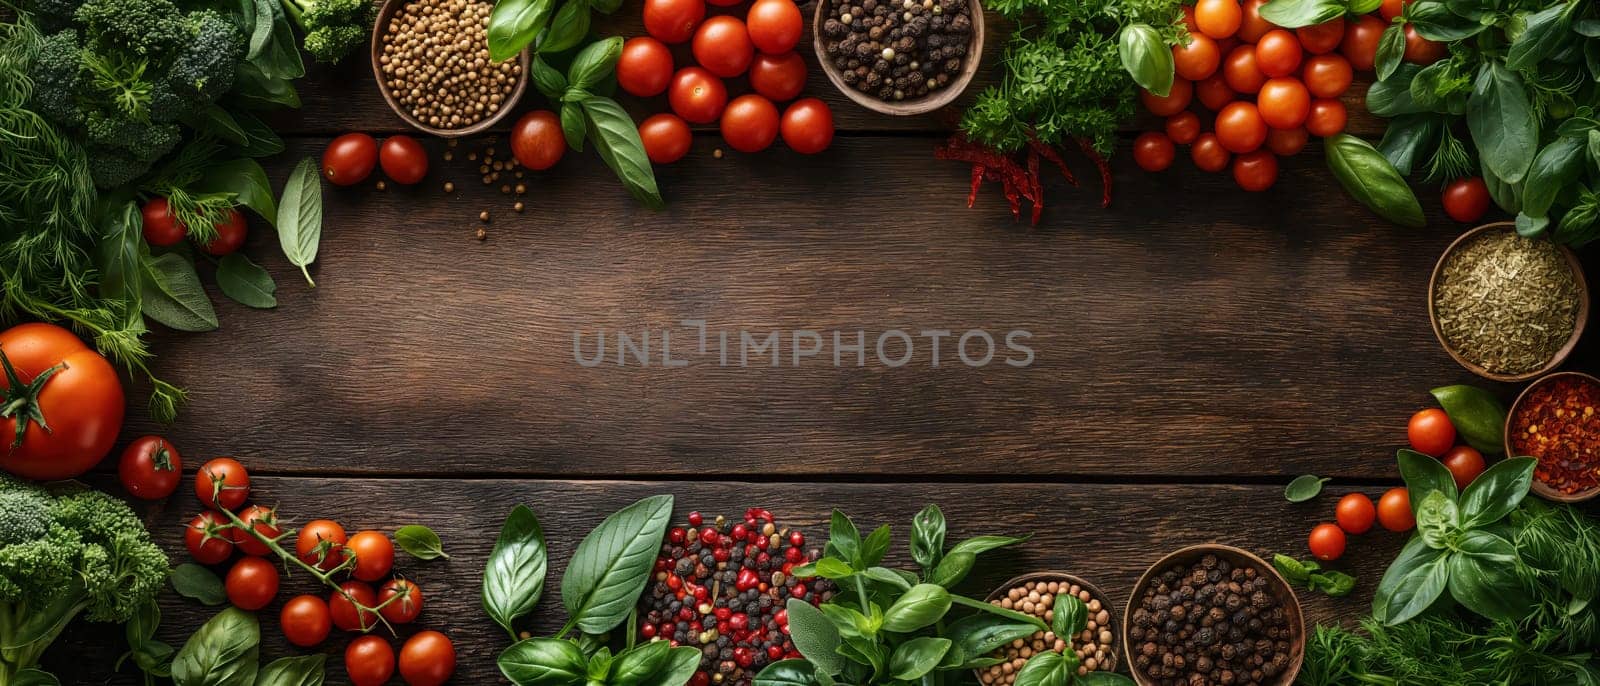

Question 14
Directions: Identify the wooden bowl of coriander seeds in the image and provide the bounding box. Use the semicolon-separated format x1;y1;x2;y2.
812;0;984;116
1123;545;1303;686
1428;222;1589;383
1505;371;1600;504
372;0;529;137
977;572;1119;685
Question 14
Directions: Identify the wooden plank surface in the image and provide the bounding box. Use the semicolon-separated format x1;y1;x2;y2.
49;478;1403;684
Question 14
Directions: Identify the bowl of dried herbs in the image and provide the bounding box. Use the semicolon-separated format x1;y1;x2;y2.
1428;222;1589;382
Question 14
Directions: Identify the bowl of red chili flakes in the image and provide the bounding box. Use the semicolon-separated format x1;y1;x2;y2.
1507;371;1600;503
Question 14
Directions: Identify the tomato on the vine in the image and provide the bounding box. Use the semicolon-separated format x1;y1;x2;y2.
643;0;705;43
348;530;395;582
1215;101;1267;153
780;98;834;154
226;556;279;611
379;135;429;185
195;457;250;510
1341;15;1385;71
331;581;380;632
1442;177;1491;223
720;94;780;153
1257;77;1310;130
345;635;396;686
1407;408;1456;457
1335;493;1376;534
639;113;694;164
399;631;456;686
322;133;378;186
118;435;181;500
1165;112;1201;144
1301;53;1353;98
749;51;806;101
1236;0;1274;43
1443;445;1486;490
1191;133;1232;172
1231;150;1277;191
510;111;565;171
281;594;333;648
1174;33;1221;81
141;198;187;246
1403;24;1446;64
1295;17;1344;54
185;511;235;565
379;578;424;624
1222;44;1267;94
232;504;281;557
1378;487;1415;531
1139;79;1193;116
1195;74;1235;110
1254;30;1302;77
669;67;729;124
1265;126;1308;156
1305;98;1347;137
746;0;802;54
1133;132;1176;172
202;208;247;256
0;323;124;481
618;37;675;97
693;16;754;78
1308;522;1347;561
297;519;349;570
1194;0;1242;39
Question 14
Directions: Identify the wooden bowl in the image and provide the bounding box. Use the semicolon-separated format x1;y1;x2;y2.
1505;370;1600;503
1427;221;1590;383
369;0;531;138
811;0;984;116
1123;545;1304;686
976;571;1120;681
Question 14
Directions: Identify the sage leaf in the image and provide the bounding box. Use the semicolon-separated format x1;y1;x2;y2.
498;638;588;686
1284;475;1330;502
1430;385;1506;454
560;494;674;634
488;0;553;62
1446;530;1530;622
253;655;326;686
1467;62;1536;184
171;607;260;686
196;159;276;225
1325;133;1425;227
276;157;323;286
1397;448;1458;514
754;660;819;686
888;637;951;681
858;524;891;569
910;504;945;570
483;505;548;637
785;598;845;675
170;563;226;606
581;96;663;208
216;254;277;309
141;253;219;332
1372;536;1450;625
882;584;952;633
1257;0;1345;27
1458;456;1535;529
1118;24;1173;97
396;524;450;560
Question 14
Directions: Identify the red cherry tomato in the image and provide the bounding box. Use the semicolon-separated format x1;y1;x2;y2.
281;594;333;648
511;111;565;171
399;631;456;686
1378;487;1415;532
1165;112;1202;144
347;530;395;582
1191;133;1233;172
346;635;396;686
780;98;834;154
322;133;378;186
379;578;424;624
1341;15;1386;71
669;67;729;124
1407;408;1456;457
1174;33;1221;81
1308;522;1347;561
1223;44;1267;94
1443;446;1486;490
1302;53;1353;98
195;457;250;510
1195;74;1236;110
1442;177;1491;223
1305;98;1347;137
1381;0;1410;20
746;0;802;54
1404;24;1447;64
618;37;675;97
1133;132;1177;172
643;0;706;43
1296;17;1345;54
639;113;694;164
331;581;380;632
1139;79;1193;116
1237;0;1274;43
720;94;780;153
202;208;247;256
297;519;349;571
140;198;187;246
379;135;429;185
1254;30;1303;77
749;51;806;101
225;556;279;611
693;16;754;78
1215;101;1267;153
1181;5;1201;33
185;511;235;565
232;504;281;557
1231;150;1278;191
1265;126;1308;155
1335;493;1377;534
1257;77;1310;130
1194;0;1242;39
118;435;181;500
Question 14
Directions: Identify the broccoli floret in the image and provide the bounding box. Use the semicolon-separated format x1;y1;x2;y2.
29;29;86;127
23;0;84;32
0;483;51;546
285;0;375;64
84;111;180;161
72;0;187;61
147;9;244;121
0;477;168;681
86;147;153;188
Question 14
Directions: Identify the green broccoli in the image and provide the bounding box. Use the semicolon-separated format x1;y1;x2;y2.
0;476;168;685
72;0;186;60
28;29;85;126
147;9;244;121
22;0;83;32
283;0;375;64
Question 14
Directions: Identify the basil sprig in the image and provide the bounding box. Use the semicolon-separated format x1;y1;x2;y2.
529;40;664;208
1325;133;1425;228
487;0;628;62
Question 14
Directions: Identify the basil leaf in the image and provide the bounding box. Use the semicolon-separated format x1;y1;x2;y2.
540;0;591;54
1408;0;1486;41
97;201;147;313
755;660;819;686
561;494;674;633
568;37;623;91
609;641;670;686
1011;651;1066;686
586;647;614;682
1397;448;1459;513
1507;1;1574;70
930;551;975;588
532;55;569;100
858;524;891;570
785;598;845;675
1378;114;1442;175
942;613;1039;664
1284;474;1329;502
947;534;1029;558
580;97;664;208
863;566;913;590
1447;530;1531;622
826;510;862;566
395;524;449;560
1468;62;1536;184
1430;385;1507;455
1077;674;1135;686
1483;160;1523;214
488;0;554;62
253;0;305;79
633;647;700;686
254;655;326;686
819;603;875;639
13;670;60;686
1415;490;1460;548
498;638;588;686
233;62;301;109
192;104;248;145
172;608;260;686
910;504;945;570
276;156;323;286
882;584;952;633
483;505;548;637
1118;24;1174;97
1308;570;1356;597
1458;456;1535;529
1272;554;1314;583
216;254;277;309
233;110;284;158
1325;133;1426;227
1051;594;1087;638
1409;61;1467;115
888;637;951;681
812;557;856;579
126;597;160;649
170;563;227;606
590;0;623;12
1523;135;1587;218
195;159;277;225
1367;63;1428;116
1375;23;1406;82
1347;0;1381;13
142;253;219;332
1258;0;1345;27
1517;211;1551;237
1372;536;1450;625
560;101;588;151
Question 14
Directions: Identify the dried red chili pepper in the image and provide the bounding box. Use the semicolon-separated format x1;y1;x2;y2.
967;164;984;208
1075;138;1113;209
1026;146;1043;225
1509;375;1600;495
1027;136;1077;187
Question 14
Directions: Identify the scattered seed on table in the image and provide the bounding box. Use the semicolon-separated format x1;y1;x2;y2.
514;201;524;212
479;164;490;174
514;170;524;178
468;152;477;161
443;181;455;193
714;148;724;158
501;184;511;194
479;210;490;222
375;180;386;191
447;139;458;148
476;227;487;241
514;183;526;194
443;151;454;161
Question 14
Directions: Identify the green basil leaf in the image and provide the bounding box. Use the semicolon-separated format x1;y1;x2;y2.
1325;133;1426;227
1308;570;1356;597
910;504;945;570
13;669;60;686
483;505;548;637
888;637;951;681
1077;673;1136;686
1577;18;1600;37
233;110;284;158
395;524;450;560
836;637;885;675
560;101;588;151
1284;474;1329;502
826;510;862;566
1272;554;1313;583
170;563;227;606
818;603;872;639
1408;0;1487;41
1558;195;1600;246
1468;62;1537;184
1447;530;1531;622
942;613;1039;665
1408;61;1468;115
1258;0;1345;27
233;62;301;109
785;598;845;675
1397;448;1459;513
609;640;671;686
930;551;975;588
580;96;664;208
192;104;248;145
568;36;624;91
532;55;570;100
1375;23;1407;82
1415;490;1460;548
540;0;591;54
276;156;323;286
1378;114;1442;175
1523;135;1588;217
1367;63;1428;116
1517;211;1551;237
96;201;147;310
1372;536;1450;625
947;534;1029;558
1117;24;1174;97
215;254;277;309
195;159;277;225
1431;385;1507;455
1587;40;1600;82
882;583;952;633
858;524;891;570
499;638;589;686
754;660;819;686
253;655;326;686
589;646;616;682
633;647;700;686
590;0;623;13
488;0;554;62
1051;593;1087;638
1011;651;1066;686
142;253;219;332
1483;159;1524;214
863;566;913;590
1507;1;1574;70
125;597;160;649
561;494;674;634
1458;456;1535;529
134;640;176;676
813;557;857;579
172;608;260;686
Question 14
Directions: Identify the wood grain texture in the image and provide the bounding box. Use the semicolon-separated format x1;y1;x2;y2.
45;478;1403;684
109;135;1519;480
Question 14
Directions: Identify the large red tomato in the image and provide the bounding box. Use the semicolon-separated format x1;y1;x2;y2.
0;323;124;480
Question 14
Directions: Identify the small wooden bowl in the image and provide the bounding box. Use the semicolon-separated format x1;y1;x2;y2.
976;571;1120;681
1427;221;1590;383
811;0;984;116
1123;545;1304;686
370;0;531;137
1505;370;1600;503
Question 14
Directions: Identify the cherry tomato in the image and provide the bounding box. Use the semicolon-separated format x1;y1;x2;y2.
1191;133;1233;172
1381;0;1408;19
1133;132;1177;172
510;111;565;171
185;511;235;565
225;556;279;611
379;578;424;624
322;133;378;186
348;530;395;582
1215;101;1267;153
748;51;806;101
379;135;429;185
747;0;802;54
780;98;834;154
118;435;181;500
639;113;694;164
1341;15;1386;71
1335;493;1377;534
693;16;754;78
1194;0;1242;39
1231;150;1277;191
140;197;186;247
1308;522;1346;561
1174;33;1221;81
1180;5;1200;33
1302;53;1353;98
331;581;380;632
1165;112;1202;144
400;631;456;686
1237;0;1274;43
1404;24;1446;64
195;457;250;510
618;37;675;97
1407;408;1456;457
1265;126;1308;155
1139;79;1193;117
1256;77;1310;130
1442;176;1491;223
1296;17;1345;54
1305;98;1347;136
669;67;729;124
1222;44;1267;94
346;635;396;686
232;505;281;557
1254;30;1302;77
281;594;333;648
297;519;349;571
643;0;706;43
1443;446;1486;490
1378;487;1415;532
202;208;247;256
720;94;780;153
1195;74;1235;110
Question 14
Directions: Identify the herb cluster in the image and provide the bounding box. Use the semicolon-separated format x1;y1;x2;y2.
527;38;664;207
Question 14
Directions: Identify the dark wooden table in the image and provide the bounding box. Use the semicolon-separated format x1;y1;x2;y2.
47;8;1548;684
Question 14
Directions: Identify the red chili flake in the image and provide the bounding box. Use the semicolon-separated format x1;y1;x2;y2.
1075;137;1113;209
1509;375;1600;495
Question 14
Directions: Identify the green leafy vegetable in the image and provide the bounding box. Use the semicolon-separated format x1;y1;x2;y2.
171;607;260;686
215;253;277;309
1325;133;1426;228
395;524;450;560
1285;474;1330;502
1118;24;1174;97
170;563;227;605
276;156;323;286
560;494;674;634
483;505;549;638
141;252;220;332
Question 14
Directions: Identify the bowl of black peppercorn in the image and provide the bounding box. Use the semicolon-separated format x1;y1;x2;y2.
1123;544;1305;686
812;0;985;115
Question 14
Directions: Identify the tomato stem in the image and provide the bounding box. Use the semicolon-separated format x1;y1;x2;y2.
0;347;66;449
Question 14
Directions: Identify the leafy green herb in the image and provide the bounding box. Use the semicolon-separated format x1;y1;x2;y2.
1325;133;1426;227
1118;24;1174;97
215;254;277;309
141;252;220;332
170;563;227;606
395;524;450;561
254;655;327;686
560;494;674;634
483;505;549;638
1285;474;1330;502
1257;0;1347;28
276;156;324;286
1272;554;1356;597
171;607;261;686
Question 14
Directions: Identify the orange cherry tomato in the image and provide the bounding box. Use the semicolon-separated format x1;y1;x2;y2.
1174;33;1222;81
1335;493;1377;534
1443;445;1486;490
1165;111;1202;144
1140;79;1194;116
1133;132;1177;172
1191;133;1232;172
1223;44;1267;94
1265;126;1308;155
1237;0;1275;43
1378;487;1415;532
1296;17;1345;54
1194;0;1243;39
1215;101;1267;153
1302;53;1353;98
1231;150;1277;191
347;531;395;582
1407;408;1456;457
1195;73;1236;110
1305;98;1347;137
1257;77;1310;130
1308;522;1347;561
1341;15;1386;71
1254;29;1303;78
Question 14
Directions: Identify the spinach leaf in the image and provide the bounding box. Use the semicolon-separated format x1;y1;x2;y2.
560;494;673;633
1325;133;1425;227
1378;114;1443;175
171;608;260;686
497;638;588;686
276;156;323;286
887;637;951;680
216;254;277;309
1430;385;1506;454
580;97;663;208
253;655;326;686
488;0;554;62
881;584;951;633
483;505;548;638
1257;0;1344;28
142;253;219;332
195;158;277;225
785;598;845;675
1117;24;1173;97
910;504;945;571
1446;530;1531;622
1467;62;1536;184
1523;135;1588;217
395;524;450;560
